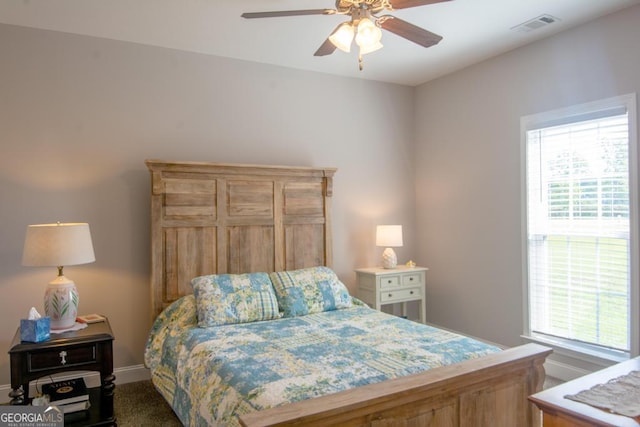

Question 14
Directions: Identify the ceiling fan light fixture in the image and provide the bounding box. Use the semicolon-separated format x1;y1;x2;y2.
355;18;383;54
242;1;449;69
329;22;355;53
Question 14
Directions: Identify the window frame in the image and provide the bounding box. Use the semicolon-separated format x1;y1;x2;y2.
520;93;639;363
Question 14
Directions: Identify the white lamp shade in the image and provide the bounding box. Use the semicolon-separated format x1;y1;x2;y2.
359;40;383;55
376;225;403;247
22;223;95;267
329;22;354;53
355;18;383;54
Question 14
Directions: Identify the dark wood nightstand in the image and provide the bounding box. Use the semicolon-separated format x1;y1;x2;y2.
8;318;116;426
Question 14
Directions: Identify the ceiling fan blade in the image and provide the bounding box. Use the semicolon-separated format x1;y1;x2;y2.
380;16;443;48
389;0;451;9
314;38;337;56
242;9;335;19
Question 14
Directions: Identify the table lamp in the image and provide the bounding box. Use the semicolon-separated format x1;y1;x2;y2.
22;222;95;329
376;225;403;269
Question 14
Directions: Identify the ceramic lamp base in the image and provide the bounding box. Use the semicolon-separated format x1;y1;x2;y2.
381;247;398;269
44;275;79;329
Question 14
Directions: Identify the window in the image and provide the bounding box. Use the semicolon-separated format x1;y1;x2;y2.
522;94;638;359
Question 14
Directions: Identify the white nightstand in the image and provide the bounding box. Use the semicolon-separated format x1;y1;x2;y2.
355;266;428;323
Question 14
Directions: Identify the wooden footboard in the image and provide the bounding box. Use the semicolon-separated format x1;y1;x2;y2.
240;343;552;427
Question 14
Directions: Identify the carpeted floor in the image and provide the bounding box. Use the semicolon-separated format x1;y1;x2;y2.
114;376;564;426
115;380;181;426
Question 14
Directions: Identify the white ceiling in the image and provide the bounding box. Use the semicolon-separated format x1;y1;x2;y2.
1;0;639;86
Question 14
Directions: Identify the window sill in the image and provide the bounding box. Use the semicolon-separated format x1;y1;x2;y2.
521;334;629;366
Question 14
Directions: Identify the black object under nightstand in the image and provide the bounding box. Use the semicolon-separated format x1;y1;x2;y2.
8;318;116;426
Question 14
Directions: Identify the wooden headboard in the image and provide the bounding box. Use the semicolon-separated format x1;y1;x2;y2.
146;160;337;319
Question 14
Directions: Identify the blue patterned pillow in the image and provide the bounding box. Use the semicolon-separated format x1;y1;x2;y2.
269;266;352;317
191;273;280;327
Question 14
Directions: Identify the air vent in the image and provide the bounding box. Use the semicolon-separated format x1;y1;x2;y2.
511;14;560;33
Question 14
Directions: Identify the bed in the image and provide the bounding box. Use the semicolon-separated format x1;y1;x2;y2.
144;159;552;426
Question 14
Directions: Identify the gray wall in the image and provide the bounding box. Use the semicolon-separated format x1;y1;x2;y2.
0;24;417;386
415;5;640;348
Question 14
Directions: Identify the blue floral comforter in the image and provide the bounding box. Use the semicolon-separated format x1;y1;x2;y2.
144;295;501;426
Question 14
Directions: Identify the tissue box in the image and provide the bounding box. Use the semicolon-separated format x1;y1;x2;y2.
20;317;50;343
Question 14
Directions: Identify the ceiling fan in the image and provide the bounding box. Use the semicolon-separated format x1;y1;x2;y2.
242;0;452;70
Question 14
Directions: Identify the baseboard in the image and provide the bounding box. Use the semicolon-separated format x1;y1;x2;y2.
112;364;151;384
0;364;150;402
544;358;593;382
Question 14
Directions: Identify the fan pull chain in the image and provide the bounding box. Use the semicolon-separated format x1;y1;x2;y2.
358;53;364;70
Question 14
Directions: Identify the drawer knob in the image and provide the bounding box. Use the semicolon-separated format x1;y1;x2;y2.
387;280;392;284
410;291;414;295
388;293;393;297
59;350;68;365
409;277;414;281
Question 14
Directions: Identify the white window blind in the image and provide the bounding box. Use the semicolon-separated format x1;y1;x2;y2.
524;95;637;357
